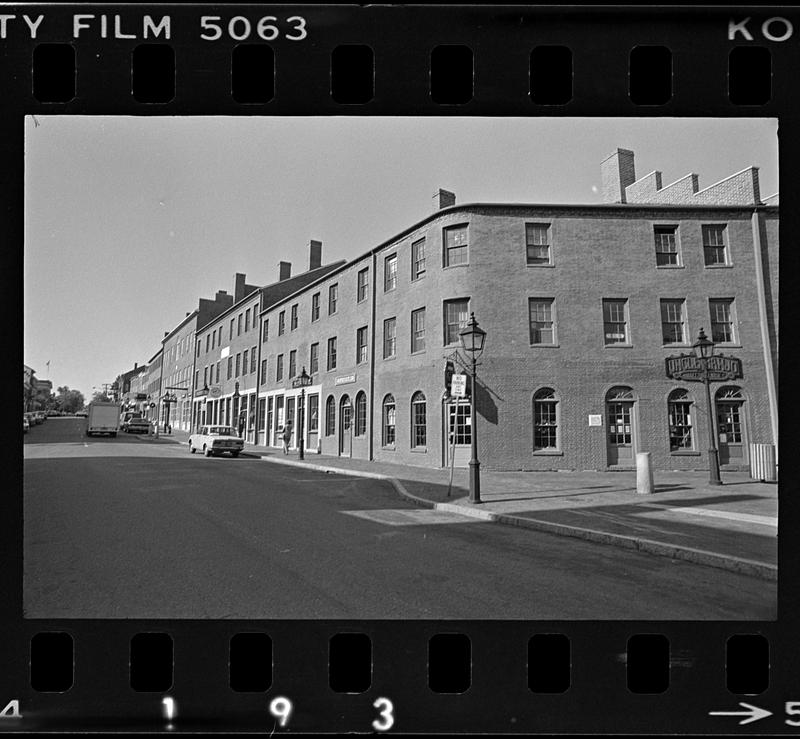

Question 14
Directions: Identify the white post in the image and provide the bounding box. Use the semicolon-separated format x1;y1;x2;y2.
636;451;654;495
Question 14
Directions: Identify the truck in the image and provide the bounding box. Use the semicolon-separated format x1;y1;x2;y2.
86;401;121;437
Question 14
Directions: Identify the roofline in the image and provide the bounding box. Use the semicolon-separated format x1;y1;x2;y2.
259;199;779;315
162;309;199;343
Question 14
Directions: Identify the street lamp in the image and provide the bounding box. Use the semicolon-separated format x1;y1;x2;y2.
293;367;312;460
693;327;722;486
459;312;487;504
233;380;241;436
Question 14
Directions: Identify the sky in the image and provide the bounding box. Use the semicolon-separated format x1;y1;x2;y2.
24;116;778;399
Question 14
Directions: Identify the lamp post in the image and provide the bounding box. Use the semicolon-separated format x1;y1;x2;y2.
233;381;241;435
292;367;312;460
459;312;487;504
693;328;722;486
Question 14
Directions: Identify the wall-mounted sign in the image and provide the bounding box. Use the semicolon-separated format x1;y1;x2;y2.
209;386;222;398
588;414;602;427
220;346;230;359
665;354;743;383
451;374;467;398
335;374;357;386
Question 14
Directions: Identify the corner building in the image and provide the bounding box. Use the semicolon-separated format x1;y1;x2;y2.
257;150;778;473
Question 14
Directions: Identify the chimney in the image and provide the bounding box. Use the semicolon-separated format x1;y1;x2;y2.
309;240;322;271
601;148;636;203
134;363;138;369
279;261;292;281
433;188;456;210
214;290;228;302
234;273;247;303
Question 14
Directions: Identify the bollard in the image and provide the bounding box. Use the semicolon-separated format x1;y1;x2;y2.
636;452;654;495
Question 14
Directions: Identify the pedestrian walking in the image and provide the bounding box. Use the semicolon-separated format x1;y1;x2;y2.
282;421;292;454
238;412;246;438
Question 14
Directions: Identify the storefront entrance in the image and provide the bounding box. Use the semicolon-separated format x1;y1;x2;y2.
716;386;747;467
339;395;352;457
443;400;471;468
606;387;636;467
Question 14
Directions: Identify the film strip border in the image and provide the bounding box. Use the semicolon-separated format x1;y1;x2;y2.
0;6;796;112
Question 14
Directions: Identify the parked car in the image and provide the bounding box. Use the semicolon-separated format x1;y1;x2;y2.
29;412;43;425
120;411;143;431
23;416;29;433
35;411;46;423
188;425;244;457
125;417;152;434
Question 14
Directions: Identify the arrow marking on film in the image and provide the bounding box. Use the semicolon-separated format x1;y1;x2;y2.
709;702;772;725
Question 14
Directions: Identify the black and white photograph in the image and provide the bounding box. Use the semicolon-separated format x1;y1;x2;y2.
23;115;778;620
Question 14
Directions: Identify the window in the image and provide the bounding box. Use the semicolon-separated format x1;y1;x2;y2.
356;326;368;364
310;342;319;375
235;353;241;377
219;326;223;345
703;224;728;265
245;309;250;332
227;355;233;379
325;395;335;435
603;299;629;345
411;308;426;353
529;298;555;344
276;354;284;382
211;331;216;350
654;225;680;266
197;340;201;357
251;346;257;373
382;394;396;447
661;299;686;344
709;299;736;343
215;361;220;384
526;223;551;265
444;299;469;345
384;254;397;291
230;319;235;341
329;283;338;314
194;370;199;389
533;388;559;451
355;391;367;436
308;394;319;432
238;313;243;335
668;389;694;451
205;334;210;353
383;317;397;359
411;238;426;280
288;350;296;378
203;366;208;387
411;391;426;448
278;311;285;335
357;268;369;302
444;225;468;267
260;358;267;385
311;293;320;322
290;304;298;330
327;337;337;370
243;349;249;375
263;319;269;342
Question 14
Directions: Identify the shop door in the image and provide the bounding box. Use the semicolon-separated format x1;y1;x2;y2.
716;401;746;466
443;401;471;468
339;396;352;457
606;394;635;466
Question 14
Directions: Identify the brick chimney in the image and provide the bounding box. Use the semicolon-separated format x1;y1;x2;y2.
601;148;636;203
309;240;322;271
279;261;292;281
433;188;456;209
234;274;247;303
214;290;228;302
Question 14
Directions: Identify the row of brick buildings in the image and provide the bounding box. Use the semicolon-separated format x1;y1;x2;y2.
115;149;778;472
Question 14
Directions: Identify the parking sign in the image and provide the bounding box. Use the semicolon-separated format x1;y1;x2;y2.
451;374;467;398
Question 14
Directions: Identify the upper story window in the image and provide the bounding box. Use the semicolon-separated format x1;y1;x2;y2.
227;356;233;380
310;342;319;375
230;319;234;341
290;304;298;331
235;353;241;377
288;350;296;378
702;224;729;266
245;309;250;332
709;298;736;344
603;299;629;345
237;313;243;335
262;319;269;343
250;345;257;373
526;223;551;265
384;254;398;292
260;359;267;385
654;225;680;267
278;311;285;336
444;225;468;267
356;326;369;364
661;299;687;345
206;334;211;353
411;238;426;280
242;349;249;375
196;340;201;357
211;331;216;350
276;354;284;382
444;299;470;346
528;298;556;345
411;308;426;353
311;293;320;322
357;268;369;303
383;317;397;359
329;283;338;314
327;337;337;371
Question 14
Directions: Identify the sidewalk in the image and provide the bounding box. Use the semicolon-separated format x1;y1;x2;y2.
146;428;778;580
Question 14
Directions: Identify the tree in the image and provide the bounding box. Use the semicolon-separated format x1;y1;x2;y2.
91;391;111;404
56;386;85;414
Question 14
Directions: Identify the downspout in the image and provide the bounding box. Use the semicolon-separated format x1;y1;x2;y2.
751;208;779;460
255;300;263;446
368;251;378;461
189;330;198;434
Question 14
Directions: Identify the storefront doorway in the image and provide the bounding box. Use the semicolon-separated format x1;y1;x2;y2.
715;386;747;467
606;386;636;467
339;395;352;457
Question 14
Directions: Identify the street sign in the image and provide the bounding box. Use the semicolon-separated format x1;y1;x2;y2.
665;354;743;382
451;373;467;398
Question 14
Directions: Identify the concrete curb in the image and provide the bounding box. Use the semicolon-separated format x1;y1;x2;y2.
257;455;777;581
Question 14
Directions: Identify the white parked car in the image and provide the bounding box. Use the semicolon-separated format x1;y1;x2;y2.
188;425;244;458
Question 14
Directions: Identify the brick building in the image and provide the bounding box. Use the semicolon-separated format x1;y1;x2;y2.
252;149;777;473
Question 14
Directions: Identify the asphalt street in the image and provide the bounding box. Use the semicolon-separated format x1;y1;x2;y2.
23;418;776;619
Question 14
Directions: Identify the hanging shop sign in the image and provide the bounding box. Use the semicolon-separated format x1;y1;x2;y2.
665;354;743;383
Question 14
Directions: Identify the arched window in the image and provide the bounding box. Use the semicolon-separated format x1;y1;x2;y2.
355;391;367;436
382;394;396;447
668;389;693;451
533;388;559;451
325;395;335;436
411;392;427;448
606;386;634;401
716;386;744;401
